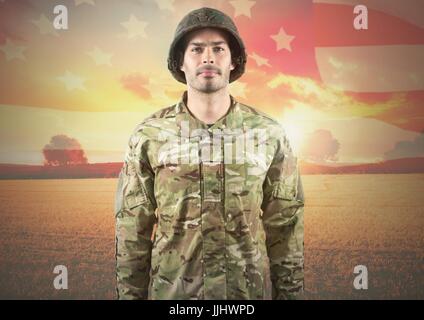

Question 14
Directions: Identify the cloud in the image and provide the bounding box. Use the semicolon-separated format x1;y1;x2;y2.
120;73;151;100
42;134;88;165
384;131;424;160
300;129;340;162
267;73;402;118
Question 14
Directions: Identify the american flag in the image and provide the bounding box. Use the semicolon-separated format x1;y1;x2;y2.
0;0;423;166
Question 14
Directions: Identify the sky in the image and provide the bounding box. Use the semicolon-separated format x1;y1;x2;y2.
0;0;423;165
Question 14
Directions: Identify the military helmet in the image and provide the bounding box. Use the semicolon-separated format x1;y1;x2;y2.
167;7;247;84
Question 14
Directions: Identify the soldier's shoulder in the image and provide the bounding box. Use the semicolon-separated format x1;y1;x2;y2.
237;102;283;129
127;103;178;146
132;104;178;133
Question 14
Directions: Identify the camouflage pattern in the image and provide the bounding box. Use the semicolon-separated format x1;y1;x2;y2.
115;91;305;300
167;7;247;84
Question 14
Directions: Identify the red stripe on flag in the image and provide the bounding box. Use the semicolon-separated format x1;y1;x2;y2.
346;90;424;133
313;3;424;47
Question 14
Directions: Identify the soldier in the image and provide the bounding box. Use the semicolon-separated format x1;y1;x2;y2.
115;7;305;300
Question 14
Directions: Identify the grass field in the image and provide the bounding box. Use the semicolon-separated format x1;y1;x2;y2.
0;174;423;299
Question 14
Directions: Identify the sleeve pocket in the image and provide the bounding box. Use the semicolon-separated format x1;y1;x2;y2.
126;191;148;209
272;180;297;201
125;174;148;209
114;169;124;217
115;165;149;217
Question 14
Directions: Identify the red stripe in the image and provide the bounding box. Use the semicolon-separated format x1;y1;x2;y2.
313;3;424;47
346;90;424;133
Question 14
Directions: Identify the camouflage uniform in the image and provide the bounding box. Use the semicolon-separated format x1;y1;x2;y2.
115;91;305;300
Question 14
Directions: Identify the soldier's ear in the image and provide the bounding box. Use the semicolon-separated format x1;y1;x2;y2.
179;56;186;73
230;61;235;71
177;48;185;72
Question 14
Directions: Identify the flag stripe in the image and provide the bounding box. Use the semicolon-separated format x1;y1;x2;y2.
313;3;424;47
315;45;424;92
314;0;424;28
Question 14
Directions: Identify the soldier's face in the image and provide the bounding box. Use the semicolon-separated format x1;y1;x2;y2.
180;28;235;93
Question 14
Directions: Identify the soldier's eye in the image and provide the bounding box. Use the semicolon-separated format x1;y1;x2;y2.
192;47;202;53
214;47;224;52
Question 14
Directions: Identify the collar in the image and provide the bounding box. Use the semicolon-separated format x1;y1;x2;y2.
175;90;243;131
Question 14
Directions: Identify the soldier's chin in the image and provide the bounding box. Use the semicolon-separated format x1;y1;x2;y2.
199;84;220;94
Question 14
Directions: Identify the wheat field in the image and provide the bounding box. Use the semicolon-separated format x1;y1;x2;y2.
0;174;423;299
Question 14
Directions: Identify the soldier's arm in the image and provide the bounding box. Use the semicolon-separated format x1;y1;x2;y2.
114;130;157;299
261;127;305;300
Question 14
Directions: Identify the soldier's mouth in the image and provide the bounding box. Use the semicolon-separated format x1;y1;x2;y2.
197;68;220;77
200;71;217;77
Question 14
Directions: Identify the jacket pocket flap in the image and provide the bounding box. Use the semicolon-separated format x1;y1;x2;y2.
272;181;297;201
126;189;148;209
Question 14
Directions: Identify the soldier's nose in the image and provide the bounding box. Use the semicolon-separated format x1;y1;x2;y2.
202;47;214;64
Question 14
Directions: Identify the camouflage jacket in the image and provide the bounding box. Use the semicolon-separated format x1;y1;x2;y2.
115;91;304;300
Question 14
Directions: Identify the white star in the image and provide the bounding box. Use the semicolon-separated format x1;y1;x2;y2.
270;27;295;52
57;71;86;91
32;14;59;36
229;0;256;18
0;38;26;61
155;0;175;12
230;81;248;99
249;52;270;67
121;15;148;39
74;0;95;5
86;47;113;66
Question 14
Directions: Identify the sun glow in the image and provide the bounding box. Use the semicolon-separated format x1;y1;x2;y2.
279;101;332;155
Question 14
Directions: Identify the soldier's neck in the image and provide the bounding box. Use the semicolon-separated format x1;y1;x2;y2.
185;87;232;125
